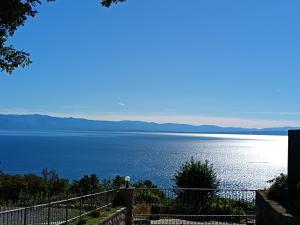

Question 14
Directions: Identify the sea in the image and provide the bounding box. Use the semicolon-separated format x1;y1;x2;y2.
0;130;288;189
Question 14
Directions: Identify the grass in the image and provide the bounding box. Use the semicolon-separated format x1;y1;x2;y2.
67;207;121;225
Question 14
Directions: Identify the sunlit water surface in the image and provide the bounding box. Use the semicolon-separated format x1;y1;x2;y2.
0;131;287;189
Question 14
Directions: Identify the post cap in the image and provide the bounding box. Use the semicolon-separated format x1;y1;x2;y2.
125;176;130;182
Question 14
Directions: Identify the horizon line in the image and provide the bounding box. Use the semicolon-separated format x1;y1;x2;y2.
1;112;300;130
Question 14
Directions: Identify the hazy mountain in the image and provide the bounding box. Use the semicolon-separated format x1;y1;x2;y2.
0;114;298;135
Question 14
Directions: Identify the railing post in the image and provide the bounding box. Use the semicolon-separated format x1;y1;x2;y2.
118;187;134;225
65;198;69;223
79;194;82;221
47;198;51;225
23;207;27;225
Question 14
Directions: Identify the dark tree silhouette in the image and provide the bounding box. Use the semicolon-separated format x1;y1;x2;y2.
173;158;220;213
174;158;219;189
0;0;126;74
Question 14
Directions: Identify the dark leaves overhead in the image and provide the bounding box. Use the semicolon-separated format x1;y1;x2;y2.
0;46;32;74
101;0;126;7
0;0;126;74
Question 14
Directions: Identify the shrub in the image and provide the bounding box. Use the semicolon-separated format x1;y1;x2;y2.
173;158;219;214
133;203;151;215
134;190;164;204
174;158;219;189
90;210;100;218
76;219;87;225
70;174;102;194
206;198;245;215
267;173;288;206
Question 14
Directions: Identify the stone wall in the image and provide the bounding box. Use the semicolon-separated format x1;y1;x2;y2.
100;207;128;225
256;190;300;225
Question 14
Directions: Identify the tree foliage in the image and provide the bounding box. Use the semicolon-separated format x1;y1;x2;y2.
174;158;219;189
267;173;288;206
0;172;47;201
70;174;102;194
101;0;126;7
173;158;220;213
42;168;69;195
0;169;156;204
0;0;126;74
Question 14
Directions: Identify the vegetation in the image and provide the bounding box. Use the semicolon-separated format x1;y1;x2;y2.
0;0;126;74
0;159;251;223
0;169;68;203
0;168;168;205
66;207;120;225
174;158;220;189
133;158;247;222
267;173;300;216
267;173;288;206
172;158;220;214
0;169;135;204
69;174;102;194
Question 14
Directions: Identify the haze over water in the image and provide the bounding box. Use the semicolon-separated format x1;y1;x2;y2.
0;131;287;189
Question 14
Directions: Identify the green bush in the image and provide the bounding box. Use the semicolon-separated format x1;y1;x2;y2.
205;198;245;215
90;210;100;218
174;158;219;189
69;174;102;194
267;173;288;206
173;158;219;214
134;191;164;204
76;219;87;225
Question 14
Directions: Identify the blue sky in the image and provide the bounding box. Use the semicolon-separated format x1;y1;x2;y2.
1;0;300;128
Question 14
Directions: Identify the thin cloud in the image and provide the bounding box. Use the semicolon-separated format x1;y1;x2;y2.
117;102;126;107
61;105;89;110
241;111;300;116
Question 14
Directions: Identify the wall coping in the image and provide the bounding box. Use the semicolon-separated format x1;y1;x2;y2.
258;190;299;219
99;207;127;224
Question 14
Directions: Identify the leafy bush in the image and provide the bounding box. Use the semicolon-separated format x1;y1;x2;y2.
173;158;219;213
174;158;219;189
205;198;245;215
69;174;102;194
267;173;288;206
133;203;151;215
76;219;87;225
133;180;165;205
134;190;165;204
90;210;100;218
0;172;48;202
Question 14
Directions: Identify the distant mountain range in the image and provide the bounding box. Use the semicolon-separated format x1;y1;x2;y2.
0;114;298;135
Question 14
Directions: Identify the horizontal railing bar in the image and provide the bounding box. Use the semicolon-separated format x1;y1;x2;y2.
0;189;118;214
134;187;257;192
134;214;254;217
56;203;113;225
49;189;118;205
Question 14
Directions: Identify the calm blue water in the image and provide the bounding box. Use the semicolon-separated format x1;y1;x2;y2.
0;130;288;189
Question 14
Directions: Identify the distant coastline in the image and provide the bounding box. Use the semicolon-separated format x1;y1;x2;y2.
0;114;298;135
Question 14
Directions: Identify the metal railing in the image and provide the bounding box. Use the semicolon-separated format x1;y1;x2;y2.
0;189;118;225
0;187;257;225
133;188;256;225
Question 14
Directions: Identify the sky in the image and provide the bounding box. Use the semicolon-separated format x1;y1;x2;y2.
1;0;300;128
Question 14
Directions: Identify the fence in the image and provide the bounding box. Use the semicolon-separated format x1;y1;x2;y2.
0;188;257;225
0;189;118;225
133;188;256;225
